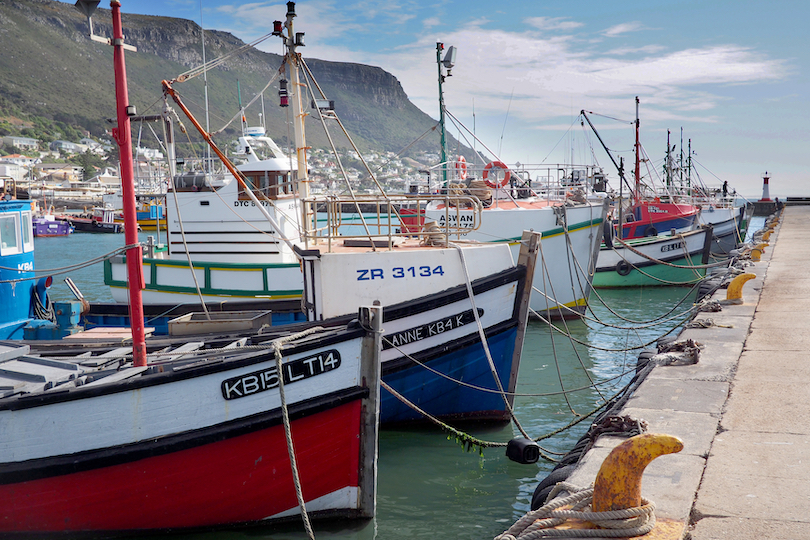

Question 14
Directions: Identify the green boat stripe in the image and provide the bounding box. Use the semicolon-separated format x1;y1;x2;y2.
489;217;603;243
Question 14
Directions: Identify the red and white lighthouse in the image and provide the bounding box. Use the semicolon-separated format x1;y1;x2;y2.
759;172;771;202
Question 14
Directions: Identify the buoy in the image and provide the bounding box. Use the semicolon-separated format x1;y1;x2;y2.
482;161;511;188
725;272;756;302
454;156;467;180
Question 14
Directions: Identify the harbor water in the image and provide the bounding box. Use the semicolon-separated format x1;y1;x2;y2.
34;232;706;540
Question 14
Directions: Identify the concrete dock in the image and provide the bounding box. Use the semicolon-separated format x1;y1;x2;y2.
561;206;808;539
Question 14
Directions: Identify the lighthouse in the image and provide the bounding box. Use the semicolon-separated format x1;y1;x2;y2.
760;171;771;202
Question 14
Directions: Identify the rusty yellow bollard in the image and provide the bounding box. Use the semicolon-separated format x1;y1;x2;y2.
762;230;771;241
592;433;683;513
725;272;756;302
751;243;767;262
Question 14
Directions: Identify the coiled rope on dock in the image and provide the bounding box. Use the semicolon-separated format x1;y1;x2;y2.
495;483;656;539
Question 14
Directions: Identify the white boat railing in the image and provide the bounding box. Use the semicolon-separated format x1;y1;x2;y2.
420;162;611;202
301;193;484;250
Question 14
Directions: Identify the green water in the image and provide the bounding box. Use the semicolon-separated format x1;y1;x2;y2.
32;233;697;540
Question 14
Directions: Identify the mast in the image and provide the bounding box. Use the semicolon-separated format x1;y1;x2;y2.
634;96;640;203
110;1;147;367
280;2;312;242
437;42;448;185
200;0;212;172
666;129;671;187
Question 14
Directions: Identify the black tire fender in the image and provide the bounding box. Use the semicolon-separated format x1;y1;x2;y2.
616;260;632;276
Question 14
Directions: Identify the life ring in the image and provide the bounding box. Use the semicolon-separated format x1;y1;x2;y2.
644;225;658;237
483;161;511;188
616;260;632;276
454;156;468;180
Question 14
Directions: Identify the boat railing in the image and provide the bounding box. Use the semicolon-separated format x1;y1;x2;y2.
423;162;611;202
301;193;484;250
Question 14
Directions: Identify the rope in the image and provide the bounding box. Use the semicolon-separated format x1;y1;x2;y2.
685;318;733;329
495;483;656;539
450;243;531;438
270;326;324;540
613;236;730;270
0;243;141;284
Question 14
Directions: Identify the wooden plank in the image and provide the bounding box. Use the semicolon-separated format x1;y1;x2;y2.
82;366;149;387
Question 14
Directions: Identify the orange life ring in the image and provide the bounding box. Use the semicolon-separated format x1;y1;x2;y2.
454;156;468;180
483;161;511;188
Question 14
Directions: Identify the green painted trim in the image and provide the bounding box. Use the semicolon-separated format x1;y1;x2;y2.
593;255;707;288
489;217;603;243
103;257;303;298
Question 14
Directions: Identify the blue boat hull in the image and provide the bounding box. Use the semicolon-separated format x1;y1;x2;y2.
380;322;518;424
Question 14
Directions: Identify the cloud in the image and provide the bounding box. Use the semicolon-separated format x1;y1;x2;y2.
423;17;440;29
215;3;791;164
525;17;583;32
602;21;645;37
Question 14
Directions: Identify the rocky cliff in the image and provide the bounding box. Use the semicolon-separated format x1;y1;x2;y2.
0;0;446;157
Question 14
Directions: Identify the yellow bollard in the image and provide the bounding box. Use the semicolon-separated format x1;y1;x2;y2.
751;243;767;262
726;273;756;301
592;433;683;512
762;230;771;241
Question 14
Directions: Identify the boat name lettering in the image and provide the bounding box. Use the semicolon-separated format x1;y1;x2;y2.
233;200;270;207
357;266;445;281
660;241;684;253
17;262;33;272
383;308;482;350
220;350;341;400
437;214;475;227
648;206;667;214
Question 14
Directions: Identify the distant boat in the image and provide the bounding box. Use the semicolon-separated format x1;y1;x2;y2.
63;206;123;233
32;214;73;237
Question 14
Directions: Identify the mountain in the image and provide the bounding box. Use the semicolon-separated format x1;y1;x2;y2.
0;0;454;160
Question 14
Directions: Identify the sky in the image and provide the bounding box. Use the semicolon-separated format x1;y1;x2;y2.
78;0;807;198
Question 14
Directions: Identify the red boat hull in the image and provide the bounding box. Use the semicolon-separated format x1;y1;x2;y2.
0;400;362;533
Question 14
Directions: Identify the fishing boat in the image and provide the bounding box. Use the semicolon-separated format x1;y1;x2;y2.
581;99;700;241
419;164;607;319
32;213;73;237
102;2;540;426
63;205;124;233
696;202;747;257
593;225;713;287
0;3;384;535
0;199;49;339
0;313;384;534
409;43;608;320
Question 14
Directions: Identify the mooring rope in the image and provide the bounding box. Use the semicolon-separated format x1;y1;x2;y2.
0;243;141;283
450;243;532;439
494;483;656;539
612;235;730;270
270;326;325;540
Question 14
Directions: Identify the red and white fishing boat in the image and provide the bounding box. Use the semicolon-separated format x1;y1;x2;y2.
0;2;383;534
583;98;699;240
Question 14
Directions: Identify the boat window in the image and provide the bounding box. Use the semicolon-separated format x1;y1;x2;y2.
239;170;296;200
0;214;21;256
21;211;33;253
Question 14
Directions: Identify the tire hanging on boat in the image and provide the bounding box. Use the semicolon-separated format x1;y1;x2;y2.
603;220;614;249
616;260;632;276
